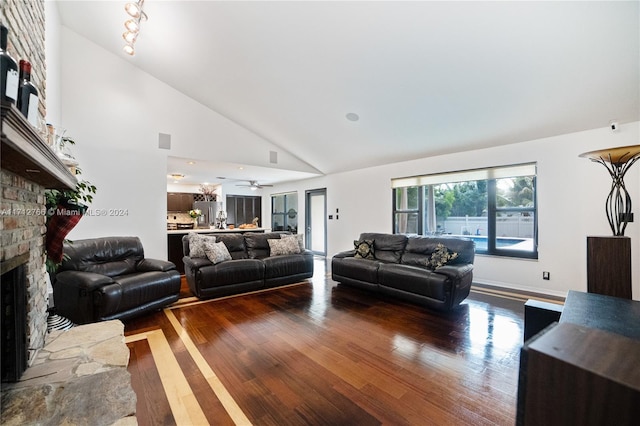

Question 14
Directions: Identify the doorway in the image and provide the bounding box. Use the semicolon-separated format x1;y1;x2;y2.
305;189;326;256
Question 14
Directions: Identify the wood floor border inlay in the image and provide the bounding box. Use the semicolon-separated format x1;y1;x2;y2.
164;309;253;425
125;329;209;425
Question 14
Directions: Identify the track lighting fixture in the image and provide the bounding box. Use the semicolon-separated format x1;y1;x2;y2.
122;0;147;56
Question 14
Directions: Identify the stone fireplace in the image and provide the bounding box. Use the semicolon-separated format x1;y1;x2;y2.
1;0;52;381
1;100;138;425
1;104;77;380
1;96;137;426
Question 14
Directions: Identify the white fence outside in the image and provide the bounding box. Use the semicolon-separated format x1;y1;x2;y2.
442;216;534;238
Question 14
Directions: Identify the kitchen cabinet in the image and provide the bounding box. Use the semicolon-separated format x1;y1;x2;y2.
167;193;194;212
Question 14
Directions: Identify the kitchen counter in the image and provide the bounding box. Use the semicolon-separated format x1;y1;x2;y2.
167;227;268;235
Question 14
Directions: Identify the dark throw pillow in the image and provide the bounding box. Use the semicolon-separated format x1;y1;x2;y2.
428;243;458;270
354;239;375;260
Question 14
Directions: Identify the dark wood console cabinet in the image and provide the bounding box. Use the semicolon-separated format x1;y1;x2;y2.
517;291;640;425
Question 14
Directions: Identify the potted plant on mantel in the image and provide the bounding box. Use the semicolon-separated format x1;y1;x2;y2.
45;136;97;273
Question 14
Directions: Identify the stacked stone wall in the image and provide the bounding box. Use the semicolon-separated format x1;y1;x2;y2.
2;0;48;365
0;169;49;363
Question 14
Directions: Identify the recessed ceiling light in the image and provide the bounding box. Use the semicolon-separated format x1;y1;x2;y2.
238;167;244;170
216;176;226;180
187;161;195;165
346;112;360;122
168;173;185;180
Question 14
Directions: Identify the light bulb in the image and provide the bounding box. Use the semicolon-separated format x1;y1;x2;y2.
124;19;140;33
125;2;141;19
123;44;135;56
122;31;137;43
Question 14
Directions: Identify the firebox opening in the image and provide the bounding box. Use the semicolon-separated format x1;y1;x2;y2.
1;254;30;383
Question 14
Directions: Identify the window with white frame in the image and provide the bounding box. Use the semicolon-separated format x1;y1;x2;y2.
392;163;538;259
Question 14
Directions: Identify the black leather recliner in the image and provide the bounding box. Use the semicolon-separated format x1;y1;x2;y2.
53;236;181;324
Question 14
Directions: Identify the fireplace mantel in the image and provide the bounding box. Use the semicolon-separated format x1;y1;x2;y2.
1;102;76;190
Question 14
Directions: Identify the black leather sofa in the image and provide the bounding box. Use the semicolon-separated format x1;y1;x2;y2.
53;236;181;324
332;233;475;311
182;232;314;299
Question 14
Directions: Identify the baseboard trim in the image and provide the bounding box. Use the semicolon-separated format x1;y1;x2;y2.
474;277;568;299
471;282;565;304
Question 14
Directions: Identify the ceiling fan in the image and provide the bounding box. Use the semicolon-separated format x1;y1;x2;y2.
236;180;273;190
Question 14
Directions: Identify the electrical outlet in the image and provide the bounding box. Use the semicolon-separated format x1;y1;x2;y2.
543;271;550;280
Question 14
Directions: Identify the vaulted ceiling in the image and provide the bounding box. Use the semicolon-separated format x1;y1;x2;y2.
57;1;639;186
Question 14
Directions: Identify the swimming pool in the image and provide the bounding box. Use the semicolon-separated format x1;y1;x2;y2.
465;236;528;251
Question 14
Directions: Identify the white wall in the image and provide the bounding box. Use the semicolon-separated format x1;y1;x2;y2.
57;27;298;259
44;0;62;124
265;122;640;299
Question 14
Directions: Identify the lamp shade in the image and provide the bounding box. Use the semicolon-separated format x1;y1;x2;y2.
579;144;640;236
579;144;640;164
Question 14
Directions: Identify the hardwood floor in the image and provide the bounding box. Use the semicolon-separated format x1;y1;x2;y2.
124;258;530;425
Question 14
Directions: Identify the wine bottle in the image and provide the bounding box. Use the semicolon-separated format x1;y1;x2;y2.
17;59;39;126
1;24;19;104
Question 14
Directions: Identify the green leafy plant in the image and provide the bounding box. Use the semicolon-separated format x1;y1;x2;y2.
46;135;96;210
45;175;97;211
44;140;97;273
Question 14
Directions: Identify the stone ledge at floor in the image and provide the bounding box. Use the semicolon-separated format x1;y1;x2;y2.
1;320;137;426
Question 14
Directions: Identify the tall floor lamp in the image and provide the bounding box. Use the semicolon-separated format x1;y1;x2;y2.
579;144;640;299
